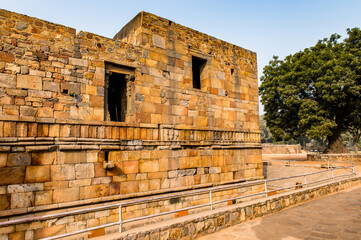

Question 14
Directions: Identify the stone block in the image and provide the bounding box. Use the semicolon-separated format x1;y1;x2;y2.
3;105;19;116
34;225;65;239
0;73;16;88
69;179;91;188
6;88;27;97
43;81;59;92
17;75;42;90
121;161;139;174
139;159;159;173
20;106;37;117
44;181;68;190
9;232;24;240
0;167;26;185
79;184;109;199
168;158;180;171
0;95;13;105
148;172;167;179
87;151;98;163
31;152;56;165
91;177;112;185
35;191;53;206
60;151;86;164
138;180;149;192
53;188;79;203
11;192;34;208
37;107;53;118
0;153;6;168
25;230;33;240
110;182;120;195
69;58;88;67
120;181;139;194
152;34;166;49
94;162;107;177
51;165;75;181
149;179;160;191
93;108;104;121
75;163;94;179
7;153;31;166
86;85;97;95
7;183;43;193
25;166;50;183
0;52;14;63
209;167;221;174
29;69;45;77
89;95;104;108
180;157;199;169
0;194;10;210
88;228;105;238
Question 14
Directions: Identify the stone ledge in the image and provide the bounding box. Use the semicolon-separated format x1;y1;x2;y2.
0;117;260;133
92;176;361;240
0;177;262;219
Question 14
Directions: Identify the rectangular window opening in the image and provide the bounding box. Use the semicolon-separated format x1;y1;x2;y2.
192;56;207;89
107;73;127;122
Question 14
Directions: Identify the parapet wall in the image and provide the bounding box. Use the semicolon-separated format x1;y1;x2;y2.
262;144;301;154
307;154;361;162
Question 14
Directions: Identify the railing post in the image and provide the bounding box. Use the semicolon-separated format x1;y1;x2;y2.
331;168;334;180
209;190;213;210
304;175;307;187
352;164;355;175
264;180;268;197
119;204;122;232
328;161;330;169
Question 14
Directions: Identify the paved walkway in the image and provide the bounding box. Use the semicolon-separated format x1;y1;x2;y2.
198;184;361;240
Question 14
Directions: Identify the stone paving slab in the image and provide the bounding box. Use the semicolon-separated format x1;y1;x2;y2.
198;184;361;240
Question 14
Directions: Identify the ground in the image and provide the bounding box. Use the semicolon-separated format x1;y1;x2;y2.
198;184;361;240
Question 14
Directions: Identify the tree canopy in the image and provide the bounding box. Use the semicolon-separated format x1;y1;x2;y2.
259;28;361;153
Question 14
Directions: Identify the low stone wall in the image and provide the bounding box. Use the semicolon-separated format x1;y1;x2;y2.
307;154;361;162
0;181;263;240
262;144;301;154
97;176;361;240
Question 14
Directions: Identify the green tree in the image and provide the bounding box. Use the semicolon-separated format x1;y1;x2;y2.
259;115;273;143
259;28;361;153
344;28;361;153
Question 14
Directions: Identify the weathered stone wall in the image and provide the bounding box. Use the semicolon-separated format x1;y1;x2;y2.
115;12;259;130
0;10;259;129
307;154;361;162
0;8;262;238
262;144;301;154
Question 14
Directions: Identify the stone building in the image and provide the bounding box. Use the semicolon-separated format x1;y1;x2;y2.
0;9;261;238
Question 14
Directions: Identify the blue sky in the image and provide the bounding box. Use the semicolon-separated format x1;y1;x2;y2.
1;0;361;114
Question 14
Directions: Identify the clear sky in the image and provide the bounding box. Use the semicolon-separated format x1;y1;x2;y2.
1;0;361;114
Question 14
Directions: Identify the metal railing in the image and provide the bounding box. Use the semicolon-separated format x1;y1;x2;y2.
264;160;355;169
0;165;355;240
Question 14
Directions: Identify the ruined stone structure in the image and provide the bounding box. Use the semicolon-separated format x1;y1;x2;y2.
0;9;261;238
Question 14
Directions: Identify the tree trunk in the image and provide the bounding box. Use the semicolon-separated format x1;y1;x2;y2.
324;131;349;154
355;144;358;154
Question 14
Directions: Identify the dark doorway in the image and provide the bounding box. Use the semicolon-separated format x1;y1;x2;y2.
192;56;207;89
107;73;127;122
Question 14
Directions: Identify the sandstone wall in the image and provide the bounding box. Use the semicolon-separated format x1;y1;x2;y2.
115;12;259;130
262;144;302;154
0;8;262;237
